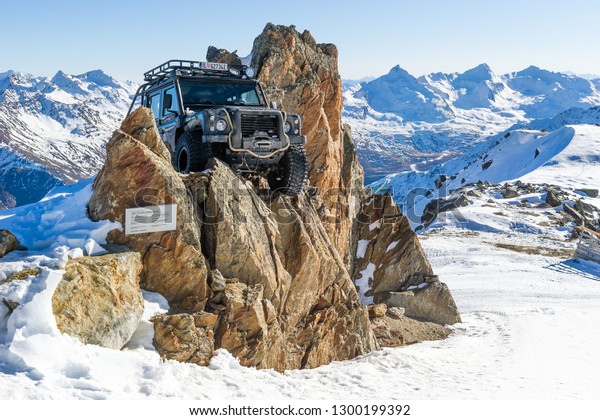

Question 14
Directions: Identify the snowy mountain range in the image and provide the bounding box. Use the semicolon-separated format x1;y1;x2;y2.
0;70;134;209
343;64;600;183
1;64;599;209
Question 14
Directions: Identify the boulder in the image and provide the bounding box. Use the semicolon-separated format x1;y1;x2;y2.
152;313;216;365
52;252;144;349
88;107;209;310
0;230;25;257
421;192;469;228
387;307;405;319
502;187;519;199
352;193;461;326
368;303;387;318
371;315;451;347
574;199;598;220
374;281;461;325
563;203;585;225
579;188;599;198
545;189;563;207
206;46;242;65
209;269;226;293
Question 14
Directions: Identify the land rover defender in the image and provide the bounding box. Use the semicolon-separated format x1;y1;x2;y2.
128;60;308;195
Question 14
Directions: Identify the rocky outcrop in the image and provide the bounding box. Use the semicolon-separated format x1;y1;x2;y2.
84;25;461;368
52;252;144;349
88;108;209;310
210;23;364;269
352;193;461;325
0;230;25;257
89;111;377;370
204;161;377;370
353;194;434;299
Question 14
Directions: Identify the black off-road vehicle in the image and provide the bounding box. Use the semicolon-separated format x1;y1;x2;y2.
128;60;308;195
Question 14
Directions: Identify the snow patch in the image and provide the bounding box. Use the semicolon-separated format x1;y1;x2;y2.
369;220;381;231
356;239;369;259
355;263;376;304
0;178;120;251
386;240;400;253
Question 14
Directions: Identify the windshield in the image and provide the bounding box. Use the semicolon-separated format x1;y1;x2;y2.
180;79;264;107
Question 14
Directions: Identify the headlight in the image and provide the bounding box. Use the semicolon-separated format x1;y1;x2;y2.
284;121;292;134
244;67;255;78
229;68;241;77
216;118;228;131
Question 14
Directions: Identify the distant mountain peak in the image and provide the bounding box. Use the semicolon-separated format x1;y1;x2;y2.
50;70;73;84
78;69;121;89
0;70;16;80
515;65;560;79
388;65;415;78
456;63;495;82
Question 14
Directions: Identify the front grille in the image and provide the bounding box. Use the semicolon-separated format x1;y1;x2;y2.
240;114;278;138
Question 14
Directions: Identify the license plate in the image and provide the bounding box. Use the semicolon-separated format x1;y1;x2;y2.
198;62;228;71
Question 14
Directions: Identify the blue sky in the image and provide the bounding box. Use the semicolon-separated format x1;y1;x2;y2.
1;0;599;82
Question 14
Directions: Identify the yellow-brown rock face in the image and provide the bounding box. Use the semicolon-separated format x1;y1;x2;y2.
52;252;144;349
250;23;364;269
88;108;209;309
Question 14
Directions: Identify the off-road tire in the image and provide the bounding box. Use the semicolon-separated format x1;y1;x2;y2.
174;132;212;173
267;144;308;196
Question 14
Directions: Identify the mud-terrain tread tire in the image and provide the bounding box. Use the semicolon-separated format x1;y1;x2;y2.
267;144;308;196
174;132;212;173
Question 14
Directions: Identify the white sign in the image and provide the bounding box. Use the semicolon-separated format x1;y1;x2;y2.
125;204;177;235
198;61;228;71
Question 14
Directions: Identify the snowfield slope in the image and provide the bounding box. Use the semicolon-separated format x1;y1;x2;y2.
374;124;600;223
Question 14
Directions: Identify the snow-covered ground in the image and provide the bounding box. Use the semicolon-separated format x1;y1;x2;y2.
1;176;599;399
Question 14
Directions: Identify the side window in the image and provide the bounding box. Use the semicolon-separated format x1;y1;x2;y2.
148;93;161;120
163;87;178;116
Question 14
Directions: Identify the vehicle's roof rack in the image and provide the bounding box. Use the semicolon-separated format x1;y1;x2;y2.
144;59;253;82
